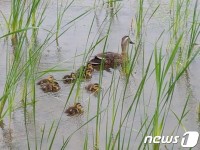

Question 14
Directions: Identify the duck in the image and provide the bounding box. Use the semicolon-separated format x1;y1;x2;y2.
76;67;93;80
40;81;61;93
88;36;134;69
52;82;61;92
77;63;94;73
37;75;55;85
63;72;76;84
40;83;53;93
85;83;101;93
83;69;92;79
85;63;94;72
65;103;84;116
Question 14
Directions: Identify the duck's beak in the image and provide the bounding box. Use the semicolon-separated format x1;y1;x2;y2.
129;40;135;44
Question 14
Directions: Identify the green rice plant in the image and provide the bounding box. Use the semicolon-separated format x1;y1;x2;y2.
107;0;117;8
187;0;200;59
56;0;74;46
8;0;26;44
135;0;144;40
198;102;200;122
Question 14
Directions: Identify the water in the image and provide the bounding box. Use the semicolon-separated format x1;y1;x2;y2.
0;0;199;149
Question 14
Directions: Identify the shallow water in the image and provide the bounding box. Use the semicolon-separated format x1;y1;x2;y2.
0;0;200;149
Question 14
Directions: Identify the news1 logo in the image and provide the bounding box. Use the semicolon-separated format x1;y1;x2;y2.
144;131;199;148
181;131;199;148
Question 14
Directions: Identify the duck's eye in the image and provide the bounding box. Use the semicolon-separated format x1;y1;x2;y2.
77;104;82;108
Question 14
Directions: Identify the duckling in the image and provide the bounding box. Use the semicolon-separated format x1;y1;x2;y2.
40;81;60;93
76;68;93;80
52;82;61;92
37;75;55;85
65;103;84;116
84;69;92;79
85;83;101;93
89;36;134;69
40;83;53;93
86;63;94;72
77;63;94;73
63;72;76;84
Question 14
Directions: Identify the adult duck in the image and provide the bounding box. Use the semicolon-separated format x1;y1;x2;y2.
88;36;134;69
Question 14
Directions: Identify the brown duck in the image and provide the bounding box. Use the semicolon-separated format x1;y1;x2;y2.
37;75;55;85
63;72;76;84
65;103;83;116
41;81;60;93
85;83;101;93
76;64;93;79
88;36;134;69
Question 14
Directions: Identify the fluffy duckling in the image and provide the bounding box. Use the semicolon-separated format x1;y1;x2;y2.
76;68;92;80
40;81;60;93
37;75;55;85
77;63;94;73
84;69;92;79
52;82;61;92
40;83;52;93
65;103;83;116
86;63;94;72
85;83;101;93
63;72;76;84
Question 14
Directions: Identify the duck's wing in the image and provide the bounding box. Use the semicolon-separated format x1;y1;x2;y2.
89;52;121;65
95;52;119;59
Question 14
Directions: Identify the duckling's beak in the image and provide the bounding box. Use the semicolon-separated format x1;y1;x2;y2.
129;40;134;44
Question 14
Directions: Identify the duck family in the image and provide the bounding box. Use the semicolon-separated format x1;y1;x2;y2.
37;36;133;116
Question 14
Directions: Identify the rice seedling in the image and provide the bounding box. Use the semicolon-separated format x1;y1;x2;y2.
56;0;74;46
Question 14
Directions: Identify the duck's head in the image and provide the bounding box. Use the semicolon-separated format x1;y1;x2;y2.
52;84;60;91
92;83;100;90
75;103;83;110
121;36;134;52
71;72;76;79
47;75;54;82
87;63;94;70
85;70;92;79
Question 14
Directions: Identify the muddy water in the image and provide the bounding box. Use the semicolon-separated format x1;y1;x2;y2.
0;0;200;149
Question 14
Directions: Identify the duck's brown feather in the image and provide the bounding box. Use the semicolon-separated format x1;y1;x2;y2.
89;52;122;68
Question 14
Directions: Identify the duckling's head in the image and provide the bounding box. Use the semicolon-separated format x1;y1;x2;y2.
87;63;93;70
47;75;54;82
71;72;76;79
121;36;134;52
75;103;83;110
92;83;100;90
85;70;92;79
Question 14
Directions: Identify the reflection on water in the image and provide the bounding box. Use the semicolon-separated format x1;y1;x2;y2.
0;122;14;149
0;0;200;149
